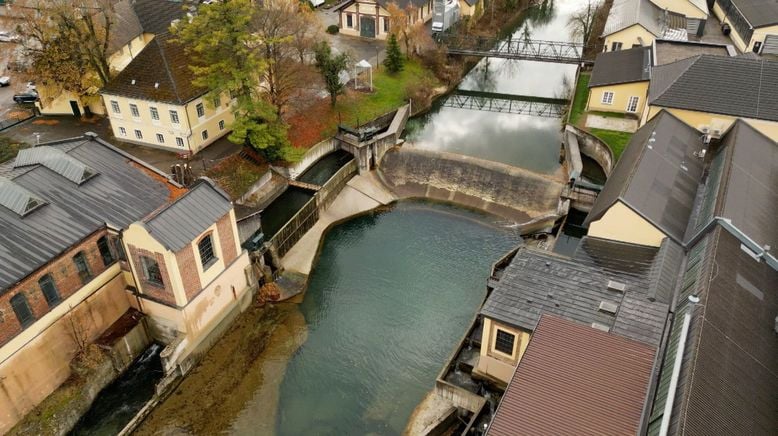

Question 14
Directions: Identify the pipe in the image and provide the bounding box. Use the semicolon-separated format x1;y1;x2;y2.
658;310;692;436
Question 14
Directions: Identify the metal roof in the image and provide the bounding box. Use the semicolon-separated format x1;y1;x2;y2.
144;178;232;251
728;0;778;28
584;111;706;244
0;136;176;294
646;225;778;435
487;314;656;436
480;236;673;346
649;55;778;122
604;0;683;37
0;176;46;217
589;46;652;87
14;146;98;185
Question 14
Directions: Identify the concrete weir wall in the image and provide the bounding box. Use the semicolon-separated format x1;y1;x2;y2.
378;148;565;225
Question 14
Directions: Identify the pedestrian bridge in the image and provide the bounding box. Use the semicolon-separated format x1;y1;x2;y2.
435;33;588;64
441;90;567;118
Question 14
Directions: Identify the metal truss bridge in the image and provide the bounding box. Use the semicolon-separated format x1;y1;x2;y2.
441;90;567;118
435;33;588;64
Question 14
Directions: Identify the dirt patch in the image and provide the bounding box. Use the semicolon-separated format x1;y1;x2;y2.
31;119;59;126
134;302;307;435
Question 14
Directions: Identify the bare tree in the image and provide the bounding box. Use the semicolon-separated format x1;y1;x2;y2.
66;307;92;356
567;0;601;45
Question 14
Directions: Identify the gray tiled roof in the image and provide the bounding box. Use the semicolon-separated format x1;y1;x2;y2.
0;136;175;294
131;0;191;35
589;46;652;87
604;0;670;37
480;236;673;346
649;55;778;122
727;0;778;28
585;111;706;244
143;178;232;251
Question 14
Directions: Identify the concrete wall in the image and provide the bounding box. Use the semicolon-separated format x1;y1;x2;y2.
604;24;655;51
642;105;778;142
287;138;340;180
434;380;486;414
587;81;649;115
378;147;565;224
565;124;614;176
588;201;666;247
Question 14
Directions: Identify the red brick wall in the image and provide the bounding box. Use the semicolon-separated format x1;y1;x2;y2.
175;244;202;302
216;213;238;265
127;245;177;307
0;230;116;347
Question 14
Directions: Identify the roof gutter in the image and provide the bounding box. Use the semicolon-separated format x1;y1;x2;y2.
684;216;777;271
658;306;693;436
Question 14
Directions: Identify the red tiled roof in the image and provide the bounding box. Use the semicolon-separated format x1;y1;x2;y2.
487;315;656;436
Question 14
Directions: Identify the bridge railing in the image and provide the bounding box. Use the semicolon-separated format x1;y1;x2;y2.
435;33;587;63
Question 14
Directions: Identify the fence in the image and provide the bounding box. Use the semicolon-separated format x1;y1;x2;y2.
0;107;35;132
269;159;358;258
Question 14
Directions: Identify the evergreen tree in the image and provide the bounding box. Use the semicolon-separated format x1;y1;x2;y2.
314;41;350;107
384;33;404;74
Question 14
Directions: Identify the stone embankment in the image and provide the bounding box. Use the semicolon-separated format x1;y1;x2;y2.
378;147;566;228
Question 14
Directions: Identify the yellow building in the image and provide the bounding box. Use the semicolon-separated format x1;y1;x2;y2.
641;54;778;142
603;0;690;52
712;0;778;54
0;135;255;433
586;46;651;115
101;33;235;155
336;0;434;39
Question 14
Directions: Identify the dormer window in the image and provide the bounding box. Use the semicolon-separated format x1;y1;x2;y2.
198;234;217;270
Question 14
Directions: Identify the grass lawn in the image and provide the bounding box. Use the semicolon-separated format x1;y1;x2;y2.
286;59;439;149
589;128;632;161
569;72;590;126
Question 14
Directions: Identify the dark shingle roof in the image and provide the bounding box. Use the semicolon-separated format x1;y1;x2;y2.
646;226;778;435
131;0;191;35
728;0;778;28
109;0;144;53
144;179;232;251
585;111;706;243
589;46;652;87
101;33;205;104
649;55;778;122
487;315;656;436
0;136;176;293
480;236;673;346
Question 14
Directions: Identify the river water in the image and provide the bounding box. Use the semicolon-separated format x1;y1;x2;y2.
405;0;580;173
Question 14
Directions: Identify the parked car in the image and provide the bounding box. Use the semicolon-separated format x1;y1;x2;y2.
13;92;38;103
0;31;20;43
0;77;10;87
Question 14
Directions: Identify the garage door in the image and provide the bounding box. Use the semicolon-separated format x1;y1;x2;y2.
762;35;778;55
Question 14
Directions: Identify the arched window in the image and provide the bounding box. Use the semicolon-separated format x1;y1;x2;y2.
10;293;34;328
198;234;217;269
140;256;163;286
38;274;61;307
97;236;115;267
73;251;92;284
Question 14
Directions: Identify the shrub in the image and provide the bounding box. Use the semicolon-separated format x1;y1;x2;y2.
326;24;339;34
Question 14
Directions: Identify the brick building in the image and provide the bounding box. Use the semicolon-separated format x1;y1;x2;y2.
0;134;255;432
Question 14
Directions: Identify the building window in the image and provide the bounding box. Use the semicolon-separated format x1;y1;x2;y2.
73;251;92;284
130;103;140;118
626;96;639;113
346;14;353;28
218;120;225;131
176;137;185;147
134;129;143;140
494;329;515;355
201;130;209;141
196;102;205;118
110;100;120;114
601;91;614;105
198;234;217;269
170;110;180;124
112;238;126;261
156;133;165;144
97;236;115;266
38;274;61;307
140;255;163;286
611;41;623;51
383;18;389;33
119;127;127;136
150;106;159;120
10;293;34;328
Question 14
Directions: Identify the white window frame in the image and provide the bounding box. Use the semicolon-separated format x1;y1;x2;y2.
201;130;209;141
492;328;517;358
169;110;180;125
129;103;140;118
218;120;225;130
118;126;126;136
134;129;143;140
626;96;639;113
150;106;159;121
196;102;205;118
110;100;121;114
346;14;353;28
176;137;185;147
601;91;614;105
156;133;165;144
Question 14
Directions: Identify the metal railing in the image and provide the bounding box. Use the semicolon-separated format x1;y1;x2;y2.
441;91;566;118
436;33;587;64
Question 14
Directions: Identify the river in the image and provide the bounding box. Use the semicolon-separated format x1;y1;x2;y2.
405;0;580;174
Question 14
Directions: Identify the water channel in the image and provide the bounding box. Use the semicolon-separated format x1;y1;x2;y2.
405;0;581;174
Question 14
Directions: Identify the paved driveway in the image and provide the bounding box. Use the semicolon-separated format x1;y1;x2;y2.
316;8;386;67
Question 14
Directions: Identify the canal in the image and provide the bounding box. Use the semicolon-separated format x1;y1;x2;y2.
405;0;581;174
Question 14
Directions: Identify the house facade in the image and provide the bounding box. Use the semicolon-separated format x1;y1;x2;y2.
586;46;651;115
337;0;433;39
101;33;235;154
713;0;778;54
602;0;690;52
0;135;254;433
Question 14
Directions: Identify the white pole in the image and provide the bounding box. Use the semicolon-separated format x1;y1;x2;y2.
659;311;692;436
